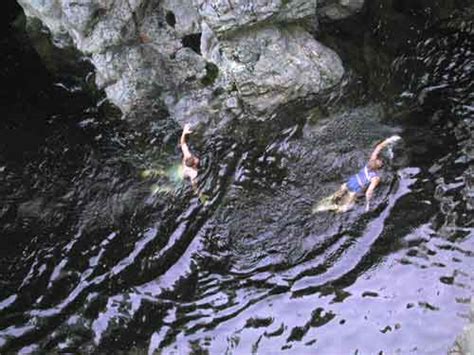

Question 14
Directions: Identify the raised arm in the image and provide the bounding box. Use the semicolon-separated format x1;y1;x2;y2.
180;123;193;159
369;135;401;162
365;176;380;211
369;140;388;162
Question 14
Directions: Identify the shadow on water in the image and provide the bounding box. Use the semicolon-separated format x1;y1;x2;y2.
0;2;473;354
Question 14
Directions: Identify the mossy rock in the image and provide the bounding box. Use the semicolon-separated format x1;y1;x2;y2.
201;62;219;86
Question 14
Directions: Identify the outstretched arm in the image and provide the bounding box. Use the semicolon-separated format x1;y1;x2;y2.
180;123;193;159
369;140;389;162
365;176;381;212
369;135;401;162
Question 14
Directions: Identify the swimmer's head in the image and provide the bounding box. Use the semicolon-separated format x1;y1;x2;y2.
185;156;199;168
368;158;384;170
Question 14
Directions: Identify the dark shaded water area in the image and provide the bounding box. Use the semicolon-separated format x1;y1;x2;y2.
1;3;473;354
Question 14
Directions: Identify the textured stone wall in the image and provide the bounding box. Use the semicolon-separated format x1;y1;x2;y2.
16;0;348;131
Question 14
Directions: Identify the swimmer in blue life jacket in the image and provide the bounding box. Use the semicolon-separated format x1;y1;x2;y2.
314;135;401;213
180;123;200;191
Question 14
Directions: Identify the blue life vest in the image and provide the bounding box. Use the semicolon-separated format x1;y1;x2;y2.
347;165;379;193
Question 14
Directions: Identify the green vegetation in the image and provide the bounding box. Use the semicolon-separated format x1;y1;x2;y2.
201;62;219;86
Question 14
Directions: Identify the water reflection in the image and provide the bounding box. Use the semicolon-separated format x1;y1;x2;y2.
0;9;473;355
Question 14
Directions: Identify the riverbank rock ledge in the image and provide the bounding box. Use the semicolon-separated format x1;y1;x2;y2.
17;0;345;127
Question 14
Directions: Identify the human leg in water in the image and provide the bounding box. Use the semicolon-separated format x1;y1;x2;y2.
332;183;348;203
336;191;357;213
313;185;347;213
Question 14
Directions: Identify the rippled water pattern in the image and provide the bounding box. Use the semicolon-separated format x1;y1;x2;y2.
1;7;473;355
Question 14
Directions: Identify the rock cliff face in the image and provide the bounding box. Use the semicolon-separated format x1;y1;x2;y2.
16;0;346;130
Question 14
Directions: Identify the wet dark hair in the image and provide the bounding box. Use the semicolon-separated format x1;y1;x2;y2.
185;156;197;167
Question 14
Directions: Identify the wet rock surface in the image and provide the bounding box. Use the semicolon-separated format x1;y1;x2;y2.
319;0;365;21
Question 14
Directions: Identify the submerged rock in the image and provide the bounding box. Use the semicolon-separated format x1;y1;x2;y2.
450;300;474;355
16;0;345;131
319;0;365;21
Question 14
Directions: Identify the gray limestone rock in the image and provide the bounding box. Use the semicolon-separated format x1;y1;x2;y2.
161;0;201;36
197;0;316;36
16;0;344;132
215;24;344;114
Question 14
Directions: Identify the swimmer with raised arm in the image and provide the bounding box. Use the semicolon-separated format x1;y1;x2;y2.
180;123;200;191
315;135;401;213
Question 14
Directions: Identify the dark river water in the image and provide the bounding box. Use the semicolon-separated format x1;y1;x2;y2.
0;3;473;354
